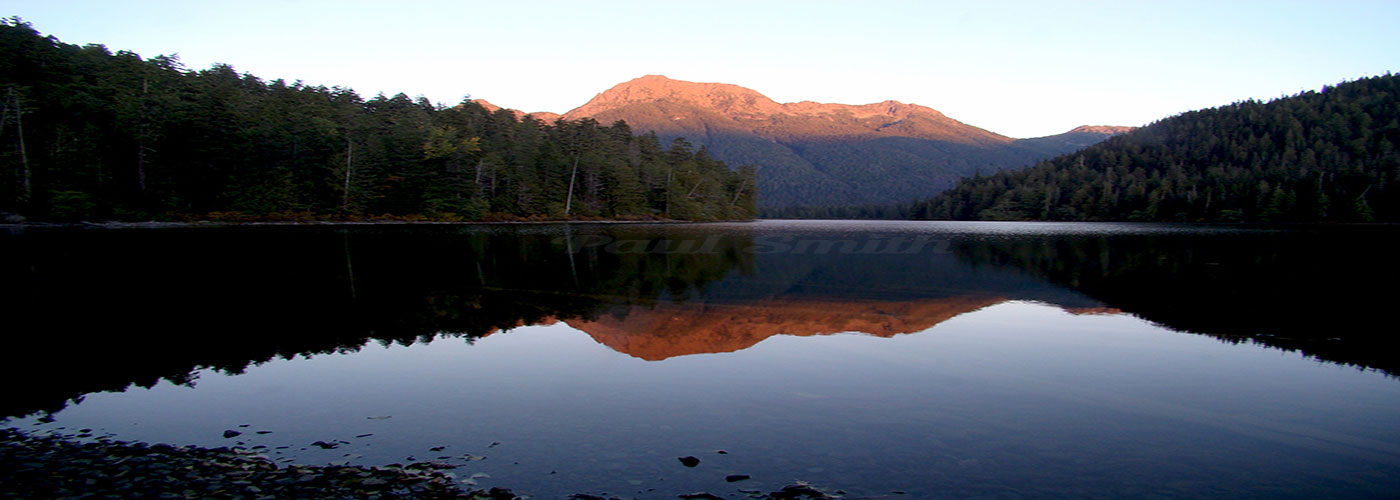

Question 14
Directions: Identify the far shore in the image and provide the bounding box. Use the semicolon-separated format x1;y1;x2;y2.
0;218;759;229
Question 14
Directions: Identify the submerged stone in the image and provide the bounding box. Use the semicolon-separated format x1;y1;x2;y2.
486;486;518;500
678;493;725;500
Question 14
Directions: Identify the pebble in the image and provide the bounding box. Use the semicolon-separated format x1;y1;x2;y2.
0;428;495;499
2;428;852;500
679;493;725;500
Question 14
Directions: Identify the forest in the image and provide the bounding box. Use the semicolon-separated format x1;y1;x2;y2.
910;74;1400;222
0;19;756;222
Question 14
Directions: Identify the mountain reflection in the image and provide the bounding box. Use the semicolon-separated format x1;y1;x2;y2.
570;296;1010;361
2;222;1395;418
946;225;1400;376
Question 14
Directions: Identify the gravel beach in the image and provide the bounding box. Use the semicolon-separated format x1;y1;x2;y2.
0;428;513;500
0;428;847;500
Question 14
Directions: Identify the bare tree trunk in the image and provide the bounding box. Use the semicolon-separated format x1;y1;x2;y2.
564;155;579;215
342;141;353;210
11;89;31;205
664;166;673;216
731;180;745;206
343;232;356;299
473;158;485;200
564;224;578;286
1357;183;1374;201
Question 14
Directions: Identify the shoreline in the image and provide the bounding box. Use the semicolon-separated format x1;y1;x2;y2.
0;428;846;500
0;427;494;500
0;219;758;229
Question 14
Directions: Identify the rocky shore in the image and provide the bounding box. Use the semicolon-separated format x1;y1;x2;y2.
0;429;849;500
0;428;499;499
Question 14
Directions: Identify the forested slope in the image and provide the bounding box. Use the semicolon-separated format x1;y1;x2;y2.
0;19;755;222
914;75;1399;222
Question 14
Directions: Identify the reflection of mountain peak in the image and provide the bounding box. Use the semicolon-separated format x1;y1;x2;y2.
567;296;1009;361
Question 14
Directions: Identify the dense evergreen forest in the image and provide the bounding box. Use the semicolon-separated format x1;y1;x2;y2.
913;74;1400;222
0;19;756;222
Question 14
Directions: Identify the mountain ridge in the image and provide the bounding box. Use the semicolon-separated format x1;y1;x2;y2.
561;75;1012;146
474;99;561;122
479;75;1133;208
482;296;1121;362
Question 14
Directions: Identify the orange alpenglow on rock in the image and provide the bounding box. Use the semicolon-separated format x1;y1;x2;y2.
567;295;1012;361
562;75;1011;146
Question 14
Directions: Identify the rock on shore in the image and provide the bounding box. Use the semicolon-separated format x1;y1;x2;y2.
1;428;854;499
0;428;511;499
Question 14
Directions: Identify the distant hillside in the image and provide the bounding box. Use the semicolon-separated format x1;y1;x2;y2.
474;99;560;123
914;74;1400;222
553;75;1130;208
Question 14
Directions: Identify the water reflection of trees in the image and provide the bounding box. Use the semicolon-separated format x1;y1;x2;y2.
949;226;1400;376
0;225;755;417
5;224;1396;418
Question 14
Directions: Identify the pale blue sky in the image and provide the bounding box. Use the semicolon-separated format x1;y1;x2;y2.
7;0;1398;138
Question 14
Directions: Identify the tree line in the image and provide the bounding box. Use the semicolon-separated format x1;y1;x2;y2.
759;203;911;219
0;19;756;222
912;74;1400;222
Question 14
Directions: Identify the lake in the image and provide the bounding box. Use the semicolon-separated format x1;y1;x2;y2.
3;220;1399;499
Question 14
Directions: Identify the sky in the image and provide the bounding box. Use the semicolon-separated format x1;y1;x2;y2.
7;0;1399;138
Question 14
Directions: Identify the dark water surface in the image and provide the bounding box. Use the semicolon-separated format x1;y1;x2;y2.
3;220;1399;499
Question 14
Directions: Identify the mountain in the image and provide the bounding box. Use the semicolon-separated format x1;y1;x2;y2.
474;99;561;123
1066;125;1137;135
563;75;1009;145
544;75;1130;208
567;295;1008;360
914;74;1400;222
562;296;1115;361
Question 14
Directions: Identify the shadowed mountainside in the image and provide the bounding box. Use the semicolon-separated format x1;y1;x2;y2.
543;75;1131;207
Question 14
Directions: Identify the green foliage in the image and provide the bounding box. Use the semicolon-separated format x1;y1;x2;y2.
44;190;95;220
912;74;1400;222
0;19;755;222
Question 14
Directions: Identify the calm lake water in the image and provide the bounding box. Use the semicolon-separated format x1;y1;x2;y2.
3;220;1399;499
